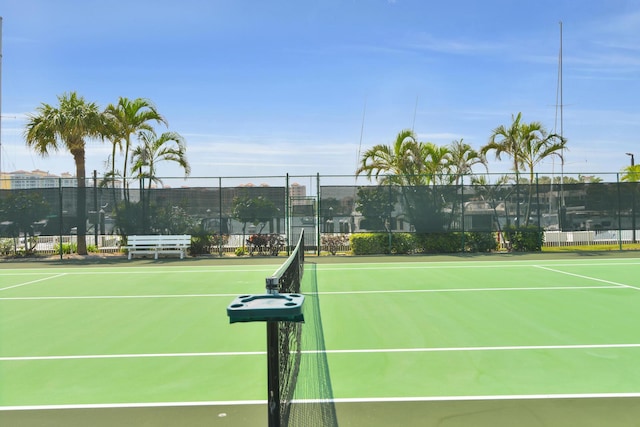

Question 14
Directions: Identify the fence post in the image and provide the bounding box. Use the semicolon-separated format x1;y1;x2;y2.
93;170;98;247
59;178;63;260
535;173;541;231
388;180;393;254
218;177;223;257
317;173;321;256
617;173;623;250
460;175;465;252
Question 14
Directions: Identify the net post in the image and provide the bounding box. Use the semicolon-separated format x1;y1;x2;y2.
267;321;281;427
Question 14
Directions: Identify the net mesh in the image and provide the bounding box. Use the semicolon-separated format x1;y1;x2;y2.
268;230;338;427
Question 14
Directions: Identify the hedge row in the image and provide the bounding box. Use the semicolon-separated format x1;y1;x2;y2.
349;227;544;255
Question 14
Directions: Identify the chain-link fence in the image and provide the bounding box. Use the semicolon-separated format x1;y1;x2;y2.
0;173;637;255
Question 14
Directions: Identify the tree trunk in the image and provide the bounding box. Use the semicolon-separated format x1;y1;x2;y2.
73;149;88;255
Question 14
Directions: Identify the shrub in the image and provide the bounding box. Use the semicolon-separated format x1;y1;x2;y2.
235;247;247;256
189;227;229;256
0;238;13;255
504;225;544;252
350;233;390;255
389;233;415;254
465;232;498;252
54;242;77;254
414;232;462;253
350;233;415;255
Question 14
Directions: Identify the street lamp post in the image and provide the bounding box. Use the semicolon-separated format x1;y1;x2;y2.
627;153;636;243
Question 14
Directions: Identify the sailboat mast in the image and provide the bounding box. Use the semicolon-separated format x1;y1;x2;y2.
559;21;565;208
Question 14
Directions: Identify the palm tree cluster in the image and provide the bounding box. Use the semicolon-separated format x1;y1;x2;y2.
24;91;190;255
357;112;566;186
356;113;567;230
356;129;487;186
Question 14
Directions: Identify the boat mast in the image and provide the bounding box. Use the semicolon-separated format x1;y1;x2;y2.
559;21;565;210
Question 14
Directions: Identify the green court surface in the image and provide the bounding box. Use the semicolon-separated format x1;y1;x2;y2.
2;253;640;426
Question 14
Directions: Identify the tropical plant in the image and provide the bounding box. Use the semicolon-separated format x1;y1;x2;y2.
621;164;640;182
447;139;487;185
103;97;167;200
356;130;451;232
471;174;514;240
481;113;526;181
356;129;426;186
231;195;279;237
131;130;191;190
0;191;50;254
24;92;105;255
355;186;397;231
482;113;566;226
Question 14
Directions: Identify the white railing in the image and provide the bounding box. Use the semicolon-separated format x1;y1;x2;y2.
4;235;123;255
544;230;640;246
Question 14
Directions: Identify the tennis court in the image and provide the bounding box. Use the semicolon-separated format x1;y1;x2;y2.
2;253;640;426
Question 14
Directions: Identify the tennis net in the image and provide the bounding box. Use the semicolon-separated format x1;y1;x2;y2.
266;230;338;427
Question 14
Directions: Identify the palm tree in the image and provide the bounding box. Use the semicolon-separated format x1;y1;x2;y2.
356;129;452;232
131;131;190;233
621;165;640;182
481;113;525;181
131;130;191;190
447;139;487;185
356;129;424;185
103;97;167;198
24;92;105;255
518;121;566;224
482;113;566;226
419;142;451;184
519;121;566;185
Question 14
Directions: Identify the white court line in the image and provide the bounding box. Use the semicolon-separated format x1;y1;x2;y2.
314;285;623;296
3;392;640;411
534;265;640;291
4;342;640;362
0;273;67;292
316;260;640;271
0;293;241;301
0;285;625;301
0;351;265;361
1;259;639;276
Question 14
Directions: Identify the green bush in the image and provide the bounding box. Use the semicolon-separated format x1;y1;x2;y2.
350;233;390;255
54;242;77;254
0;238;13;255
235;247;247;256
350;231;501;255
504;225;544;252
389;233;415;254
414;232;462;253
465;232;498;252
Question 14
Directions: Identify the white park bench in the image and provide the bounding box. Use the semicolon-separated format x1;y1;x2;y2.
124;235;191;260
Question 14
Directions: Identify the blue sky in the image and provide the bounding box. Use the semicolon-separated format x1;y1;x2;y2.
1;0;639;182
